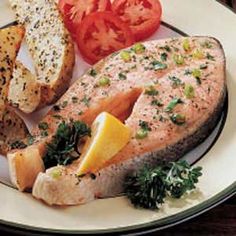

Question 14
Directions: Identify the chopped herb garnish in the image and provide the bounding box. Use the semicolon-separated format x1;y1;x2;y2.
81;96;91;107
201;41;212;49
88;68;97;77
206;53;215;61
72;96;78;103
170;113;186;125
40;130;49;137
10;140;27;149
184;69;192;75
61;101;68;108
27;135;35;145
43;120;91;169
160;45;171;52
150;60;167;70
125;160;202;209
173;54;185;65
168;76;183;88
118;72;127;80
139;120;151;131
38;122;49;130
183;38;190;51
120;51;131;62
151;99;163;107
52;114;62;120
165;98;183;112
145;86;158;96
133;43;146;54
135;121;151;139
200;64;208;70
160;52;168;62
192;49;204;59
192;69;202;84
184;84;195;99
98;77;110;87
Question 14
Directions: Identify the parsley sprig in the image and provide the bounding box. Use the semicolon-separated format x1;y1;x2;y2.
43;120;91;169
125;160;202;210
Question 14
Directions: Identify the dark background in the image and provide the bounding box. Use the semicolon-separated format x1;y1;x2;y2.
1;0;236;235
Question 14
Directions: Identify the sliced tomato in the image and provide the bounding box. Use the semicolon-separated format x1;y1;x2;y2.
112;0;162;41
58;0;111;35
76;11;134;64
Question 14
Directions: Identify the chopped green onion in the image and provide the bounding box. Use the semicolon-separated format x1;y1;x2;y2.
150;60;167;70
183;38;190;51
173;54;185;65
50;168;62;179
170;114;186;125
133;43;146;54
165;98;183;112
192;68;201;79
184;84;195;99
192;49;204;59
98;77;110;87
135;129;148;139
120;51;132;62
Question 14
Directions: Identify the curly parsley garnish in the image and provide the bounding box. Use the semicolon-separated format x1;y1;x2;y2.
125;160;202;209
43;120;91;169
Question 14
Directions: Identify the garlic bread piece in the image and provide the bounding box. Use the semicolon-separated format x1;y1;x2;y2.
0;25;25;118
0;25;28;154
8;61;41;114
10;0;75;108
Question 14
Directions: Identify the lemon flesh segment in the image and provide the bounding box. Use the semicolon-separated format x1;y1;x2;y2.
77;112;131;175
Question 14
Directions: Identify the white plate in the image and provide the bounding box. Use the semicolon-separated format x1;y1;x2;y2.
0;0;236;234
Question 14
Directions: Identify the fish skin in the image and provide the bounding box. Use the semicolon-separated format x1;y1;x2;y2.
9;37;226;204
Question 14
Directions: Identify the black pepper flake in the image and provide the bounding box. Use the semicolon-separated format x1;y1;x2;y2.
90;173;96;180
53;105;61;111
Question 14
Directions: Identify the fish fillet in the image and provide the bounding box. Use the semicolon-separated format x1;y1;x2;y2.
8;37;226;205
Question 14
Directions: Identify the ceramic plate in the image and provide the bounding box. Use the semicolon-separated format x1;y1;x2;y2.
0;0;236;235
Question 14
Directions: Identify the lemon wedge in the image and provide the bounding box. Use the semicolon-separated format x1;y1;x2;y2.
77;112;131;175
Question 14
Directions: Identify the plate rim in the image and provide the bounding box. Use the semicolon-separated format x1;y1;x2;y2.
0;1;236;235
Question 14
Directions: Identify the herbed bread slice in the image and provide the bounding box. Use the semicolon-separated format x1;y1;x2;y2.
8;61;41;113
0;25;29;154
9;0;75;111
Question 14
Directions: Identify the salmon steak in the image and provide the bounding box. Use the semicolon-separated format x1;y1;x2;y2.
7;36;226;205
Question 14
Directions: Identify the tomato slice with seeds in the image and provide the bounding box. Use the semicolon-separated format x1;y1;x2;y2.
112;0;162;41
58;0;111;35
76;11;134;64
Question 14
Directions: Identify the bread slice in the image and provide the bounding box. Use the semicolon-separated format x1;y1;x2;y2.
8;61;41;113
0;25;28;154
9;0;75;112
